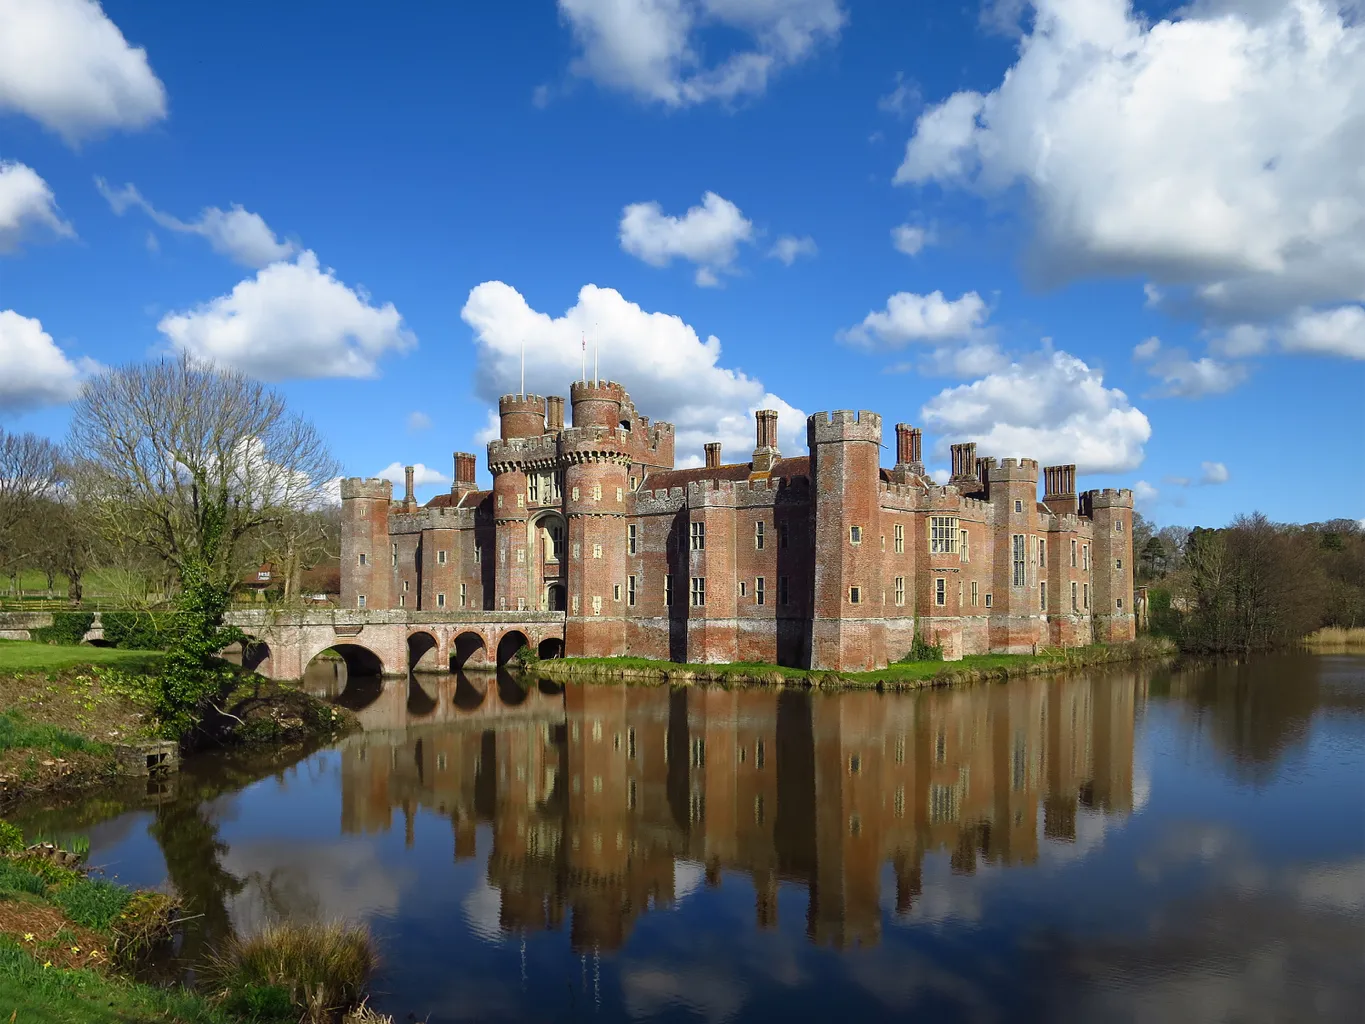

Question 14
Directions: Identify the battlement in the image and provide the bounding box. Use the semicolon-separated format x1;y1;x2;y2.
569;379;628;402
808;410;882;445
1080;488;1134;512
498;393;547;440
498;393;546;414
487;433;559;472
986;457;1040;483
340;477;393;501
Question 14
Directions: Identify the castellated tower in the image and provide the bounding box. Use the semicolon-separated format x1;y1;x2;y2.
808;411;885;672
490;394;547;611
1082;488;1135;643
564;381;631;656
340;477;394;611
986;458;1043;652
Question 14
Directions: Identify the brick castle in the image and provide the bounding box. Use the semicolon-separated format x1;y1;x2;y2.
340;379;1134;669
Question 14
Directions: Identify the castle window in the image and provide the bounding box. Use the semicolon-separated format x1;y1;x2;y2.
961;529;970;561
1072;581;1078;611
1117;597;1124;610
552;473;562;500
690;521;705;550
930;516;959;554
691;577;706;607
592;543;602;559
592;483;602;501
572;486;579;501
627;575;636;606
778;576;789;606
403;580;409;591
1083;544;1089;570
516;547;524;563
572;542;580;559
756;577;765;605
528;475;539;503
665;574;673;606
474;545;481;563
1040;581;1047;611
972;581;979;606
437;593;446;608
497;495;503;508
357;594;366;609
935;578;945;606
437;550;447;565
516;494;524;508
391;544;397;567
616;487;623;502
779;522;789;548
1115;520;1123;532
613;584;621;602
1012;534;1026;587
895;576;905;606
518;597;526;611
755;521;765;549
739;580;747;597
1083;583;1090;609
1116;558;1122;570
1015;499;1023;513
959;581;964;607
894;523;904;553
572;595;580;614
985;593;993;608
1071;538;1077;567
630;476;637;490
460;583;467;607
849;586;862;604
358;553;367;566
592;595;602;614
628;524;637;554
398;595;405;607
1039;538;1047;565
850;525;862;545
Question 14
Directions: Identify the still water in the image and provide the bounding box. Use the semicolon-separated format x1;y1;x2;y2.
15;654;1365;1023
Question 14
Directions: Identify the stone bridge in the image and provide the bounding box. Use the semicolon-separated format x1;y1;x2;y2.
223;609;566;680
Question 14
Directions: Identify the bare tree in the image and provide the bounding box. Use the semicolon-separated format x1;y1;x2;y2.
0;428;62;590
67;355;340;596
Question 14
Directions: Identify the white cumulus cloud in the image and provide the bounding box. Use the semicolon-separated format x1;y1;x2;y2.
1134;335;1248;398
0;309;98;412
840;290;989;349
767;234;817;265
1281;304;1365;359
620;191;753;285
375;462;450;490
1200;461;1230;485
460;281;806;466
921;347;1151;473
558;0;846;108
0;0;166;143
891;223;930;256
406;411;432;432
895;0;1365;327
96;180;295;268
0;161;74;252
1133;479;1159;507
157;251;416;380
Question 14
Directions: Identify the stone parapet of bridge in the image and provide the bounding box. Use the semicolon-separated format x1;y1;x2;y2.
223;609;566;681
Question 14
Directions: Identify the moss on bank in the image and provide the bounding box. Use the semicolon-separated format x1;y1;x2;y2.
534;638;1174;691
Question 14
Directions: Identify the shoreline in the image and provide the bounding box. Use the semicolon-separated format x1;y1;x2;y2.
529;637;1177;691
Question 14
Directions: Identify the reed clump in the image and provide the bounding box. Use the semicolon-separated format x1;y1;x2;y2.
209;920;377;1023
1301;626;1365;651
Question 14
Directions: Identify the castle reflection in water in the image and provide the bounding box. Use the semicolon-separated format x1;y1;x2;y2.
329;670;1141;951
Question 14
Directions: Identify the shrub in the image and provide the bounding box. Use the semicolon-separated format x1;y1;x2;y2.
900;628;944;663
30;612;96;646
0;820;23;855
209;921;376;1024
102;612;174;651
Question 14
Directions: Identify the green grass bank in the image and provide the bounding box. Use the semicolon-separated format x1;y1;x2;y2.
531;638;1174;690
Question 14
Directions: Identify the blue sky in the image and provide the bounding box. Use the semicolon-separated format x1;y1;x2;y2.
0;0;1361;527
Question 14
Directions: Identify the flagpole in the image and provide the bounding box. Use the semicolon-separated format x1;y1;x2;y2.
593;322;599;386
581;332;586;383
520;338;525;398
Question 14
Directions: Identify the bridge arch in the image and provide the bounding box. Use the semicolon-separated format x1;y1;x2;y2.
407;630;440;672
452;670;488;710
450;631;488;671
537;637;564;660
304;641;385;680
496;630;530;667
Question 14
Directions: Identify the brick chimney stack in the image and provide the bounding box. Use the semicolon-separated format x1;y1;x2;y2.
546;395;565;432
704;442;722;469
1042;464;1077;516
752;409;780;473
894;423;922;468
452;452;478;503
403;465;417;511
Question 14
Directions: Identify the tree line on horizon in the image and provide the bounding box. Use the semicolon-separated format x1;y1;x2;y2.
1133;512;1365;653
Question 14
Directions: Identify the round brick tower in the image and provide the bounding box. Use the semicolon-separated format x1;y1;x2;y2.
499;394;547;439
561;422;630;657
570;380;627;430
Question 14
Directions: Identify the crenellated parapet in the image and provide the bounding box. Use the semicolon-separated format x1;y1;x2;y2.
1079;488;1134;514
807;409;882;445
340;477;393;501
498;393;548;440
986;457;1040;483
487;433;560;473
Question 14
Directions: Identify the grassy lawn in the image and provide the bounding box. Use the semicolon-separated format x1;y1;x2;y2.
0;642;162;673
545;643;1150;687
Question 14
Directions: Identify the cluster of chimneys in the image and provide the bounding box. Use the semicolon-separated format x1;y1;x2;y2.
701;409;782;471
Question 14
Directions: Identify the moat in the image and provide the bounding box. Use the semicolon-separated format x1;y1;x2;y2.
12;654;1364;1023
